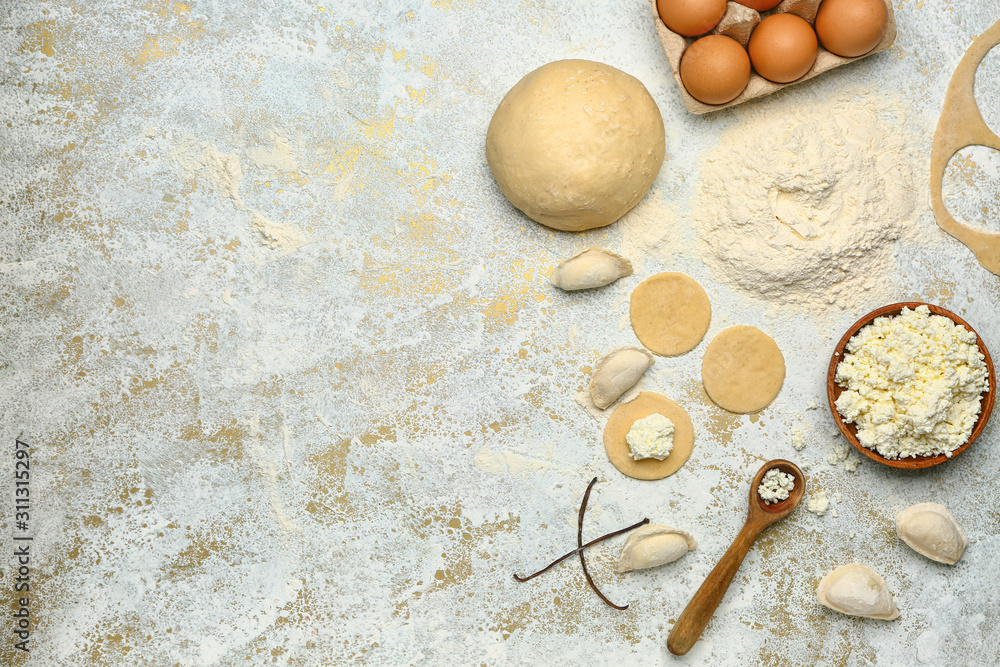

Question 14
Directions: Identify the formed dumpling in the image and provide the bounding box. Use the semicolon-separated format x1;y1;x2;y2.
616;525;697;572
816;564;899;620
895;502;967;565
551;247;633;291
590;346;654;409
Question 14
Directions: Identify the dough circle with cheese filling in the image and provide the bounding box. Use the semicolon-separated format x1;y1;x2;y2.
604;392;694;480
702;325;785;413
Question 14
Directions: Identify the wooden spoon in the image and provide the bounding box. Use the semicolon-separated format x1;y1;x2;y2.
667;459;804;656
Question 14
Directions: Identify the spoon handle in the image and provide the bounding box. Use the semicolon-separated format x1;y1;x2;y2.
667;518;764;656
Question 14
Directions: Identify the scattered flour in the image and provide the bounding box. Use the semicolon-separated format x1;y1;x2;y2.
692;90;930;312
169;134;307;252
619;192;687;272
474;446;552;478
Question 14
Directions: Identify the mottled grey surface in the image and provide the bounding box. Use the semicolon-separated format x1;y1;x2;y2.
2;1;1000;665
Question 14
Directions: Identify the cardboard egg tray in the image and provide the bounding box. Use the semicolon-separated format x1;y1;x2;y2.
649;0;897;114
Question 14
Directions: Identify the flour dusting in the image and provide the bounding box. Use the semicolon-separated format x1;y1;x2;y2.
693;90;932;312
169;134;307;252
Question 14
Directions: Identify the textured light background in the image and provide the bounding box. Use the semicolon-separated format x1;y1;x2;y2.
2;0;1000;665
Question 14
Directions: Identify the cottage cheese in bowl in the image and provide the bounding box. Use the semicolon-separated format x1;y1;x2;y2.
833;305;990;461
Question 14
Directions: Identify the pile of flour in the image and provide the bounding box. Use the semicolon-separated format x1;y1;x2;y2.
692;90;930;311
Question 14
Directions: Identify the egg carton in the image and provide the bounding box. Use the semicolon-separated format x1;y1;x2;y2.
649;0;897;114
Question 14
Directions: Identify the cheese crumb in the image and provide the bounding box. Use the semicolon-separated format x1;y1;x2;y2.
790;427;807;451
807;490;830;515
758;468;795;505
626;413;675;461
827;443;850;466
834;306;989;459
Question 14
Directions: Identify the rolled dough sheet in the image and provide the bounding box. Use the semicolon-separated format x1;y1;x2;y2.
702;325;785;413
603;391;695;480
630;272;712;356
930;17;1000;275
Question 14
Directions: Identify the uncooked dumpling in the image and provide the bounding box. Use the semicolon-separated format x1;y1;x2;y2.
895;502;967;565
486;60;665;232
551;247;633;291
616;525;697;572
815;564;899;620
590;346;654;409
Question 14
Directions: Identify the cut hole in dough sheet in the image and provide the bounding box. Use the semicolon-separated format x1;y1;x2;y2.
630;272;711;356
604;392;694;480
931;18;1000;274
702;326;785;413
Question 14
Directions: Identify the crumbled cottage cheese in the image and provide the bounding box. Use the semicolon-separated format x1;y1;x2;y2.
807;490;830;515
758;468;795;505
834;306;989;459
790;427;807;451
826;442;859;471
626;413;675;461
827;443;850;466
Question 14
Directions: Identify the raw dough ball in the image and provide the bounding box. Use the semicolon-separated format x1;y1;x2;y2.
702;326;784;413
630;272;711;356
486;60;666;232
604;392;695;480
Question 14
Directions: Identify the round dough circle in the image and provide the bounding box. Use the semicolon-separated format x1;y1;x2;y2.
485;60;666;232
604;392;695;480
702;326;785;413
630;272;711;356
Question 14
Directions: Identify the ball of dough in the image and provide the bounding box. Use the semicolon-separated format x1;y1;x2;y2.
702;326;785;413
486;60;666;232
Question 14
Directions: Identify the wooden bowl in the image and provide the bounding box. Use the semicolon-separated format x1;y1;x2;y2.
827;302;995;469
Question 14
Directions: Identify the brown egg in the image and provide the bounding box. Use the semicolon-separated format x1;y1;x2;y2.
748;13;818;83
815;0;889;57
657;0;727;37
734;0;782;10
680;35;752;105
